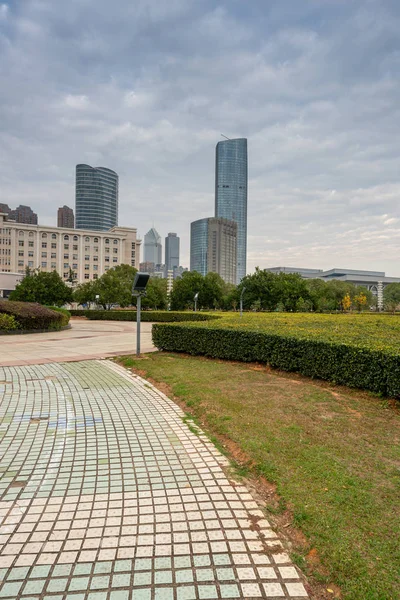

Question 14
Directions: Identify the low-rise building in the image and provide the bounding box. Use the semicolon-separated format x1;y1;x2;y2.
0;212;141;284
265;266;400;294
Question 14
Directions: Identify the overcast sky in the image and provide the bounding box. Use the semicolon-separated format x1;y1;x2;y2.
1;0;400;275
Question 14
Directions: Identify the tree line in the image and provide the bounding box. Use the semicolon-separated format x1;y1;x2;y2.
9;265;400;313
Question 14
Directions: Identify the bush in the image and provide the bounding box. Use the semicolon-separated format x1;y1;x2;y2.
0;300;65;331
46;306;71;327
0;313;20;332
69;310;220;323
152;323;400;398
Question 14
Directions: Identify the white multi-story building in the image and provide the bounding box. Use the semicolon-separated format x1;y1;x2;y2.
0;212;141;284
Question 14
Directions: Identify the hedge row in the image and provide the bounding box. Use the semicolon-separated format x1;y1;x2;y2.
70;310;220;323
152;324;400;398
0;300;66;331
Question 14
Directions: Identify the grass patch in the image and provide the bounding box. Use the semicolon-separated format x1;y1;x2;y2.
117;351;400;600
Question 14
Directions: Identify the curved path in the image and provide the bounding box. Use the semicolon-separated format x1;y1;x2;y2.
0;319;155;367
0;359;308;599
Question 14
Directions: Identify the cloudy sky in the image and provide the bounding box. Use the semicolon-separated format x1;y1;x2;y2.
1;0;400;275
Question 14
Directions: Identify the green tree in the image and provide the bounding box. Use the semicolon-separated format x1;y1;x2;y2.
141;277;168;310
170;271;204;310
94;264;138;309
10;269;73;306
73;264;137;309
383;283;400;313
238;269;310;311
73;281;97;306
201;272;225;309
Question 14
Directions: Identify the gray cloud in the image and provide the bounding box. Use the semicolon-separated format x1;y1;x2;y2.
0;0;399;274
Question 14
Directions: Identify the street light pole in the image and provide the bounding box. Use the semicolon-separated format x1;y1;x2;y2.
132;273;150;357
240;287;246;317
194;292;199;312
136;293;141;357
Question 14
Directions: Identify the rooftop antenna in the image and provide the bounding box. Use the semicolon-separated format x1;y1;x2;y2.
221;134;231;140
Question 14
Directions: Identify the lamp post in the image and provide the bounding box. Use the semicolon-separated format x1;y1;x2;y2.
194;292;199;312
132;273;150;356
95;294;99;310
240;286;246;317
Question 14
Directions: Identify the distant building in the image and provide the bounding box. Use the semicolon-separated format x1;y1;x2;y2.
139;261;155;274
266;266;323;279
265;266;400;295
144;228;162;264
0;272;23;298
0;204;11;215
165;233;180;274
173;265;188;280
1;204;38;225
190;217;237;284
75;164;118;231
215;138;247;284
57;205;75;229
190;218;209;277
0;212;141;284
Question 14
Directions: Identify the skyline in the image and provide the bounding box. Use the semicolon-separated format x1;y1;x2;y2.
1;1;400;275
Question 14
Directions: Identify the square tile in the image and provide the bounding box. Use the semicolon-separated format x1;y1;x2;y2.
285;582;308;597
0;581;23;598
263;582;285;597
198;585;218;599
241;583;262;597
177;587;196;600
220;584;240;598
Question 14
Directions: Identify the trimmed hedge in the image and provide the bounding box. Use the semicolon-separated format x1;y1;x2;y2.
0;300;65;331
0;313;20;331
152;323;400;398
69;310;220;323
46;306;71;327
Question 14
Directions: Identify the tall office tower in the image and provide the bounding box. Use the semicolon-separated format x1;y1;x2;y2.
75;164;118;231
215;137;247;284
190;217;237;284
165;233;180;272
144;228;162;264
57;205;75;228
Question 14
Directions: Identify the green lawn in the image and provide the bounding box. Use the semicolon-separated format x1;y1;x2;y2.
118;352;400;600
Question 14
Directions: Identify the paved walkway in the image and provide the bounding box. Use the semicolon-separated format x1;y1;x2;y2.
0;320;155;367
0;360;308;599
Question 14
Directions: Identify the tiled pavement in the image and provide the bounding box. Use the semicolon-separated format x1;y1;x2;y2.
0;360;309;599
0;320;154;367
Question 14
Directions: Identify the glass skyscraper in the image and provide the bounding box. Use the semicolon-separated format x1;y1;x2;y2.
215;138;247;283
75;164;118;231
190;217;237;284
144;228;162;265
190;218;209;276
165;233;180;272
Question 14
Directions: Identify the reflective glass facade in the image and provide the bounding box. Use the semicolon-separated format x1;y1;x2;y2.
144;228;162;264
215;138;247;283
165;233;180;271
190;218;209;276
75;164;118;231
